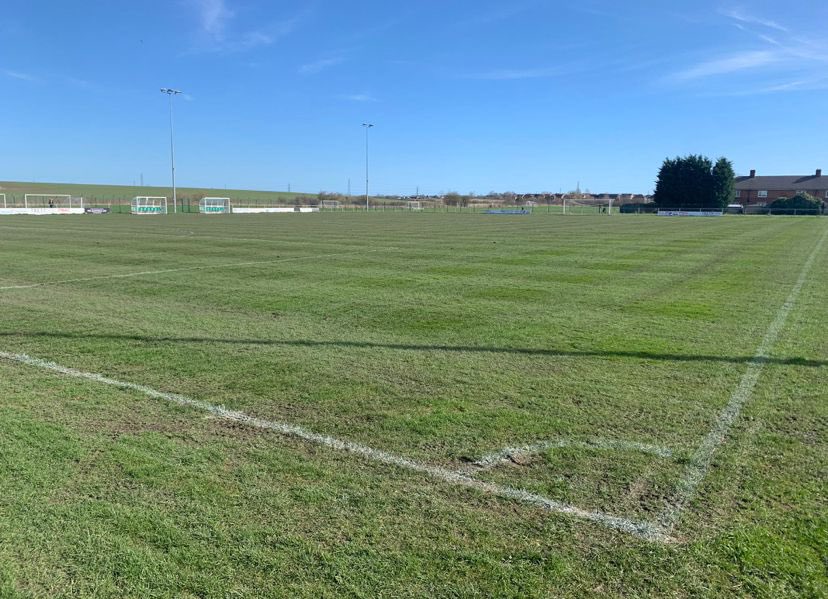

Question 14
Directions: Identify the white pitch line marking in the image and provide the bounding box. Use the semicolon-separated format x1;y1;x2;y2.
0;249;393;291
659;228;828;531
0;350;674;543
471;438;675;471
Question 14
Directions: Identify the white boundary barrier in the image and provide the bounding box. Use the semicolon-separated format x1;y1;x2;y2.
0;207;85;216
232;206;319;214
657;210;723;217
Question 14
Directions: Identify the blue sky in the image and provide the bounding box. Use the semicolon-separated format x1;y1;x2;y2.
1;0;826;195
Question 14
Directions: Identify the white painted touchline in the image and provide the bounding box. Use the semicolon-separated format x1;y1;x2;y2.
658;228;828;532
471;438;675;471
0;350;674;543
0;249;393;291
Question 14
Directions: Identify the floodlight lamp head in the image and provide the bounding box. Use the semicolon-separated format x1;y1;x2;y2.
161;88;183;95
362;123;374;128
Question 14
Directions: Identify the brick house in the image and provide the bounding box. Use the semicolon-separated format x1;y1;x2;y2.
734;169;828;205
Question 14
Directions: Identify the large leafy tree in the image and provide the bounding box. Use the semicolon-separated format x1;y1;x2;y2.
654;154;725;210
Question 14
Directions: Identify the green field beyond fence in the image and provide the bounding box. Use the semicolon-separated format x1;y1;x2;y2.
0;213;825;596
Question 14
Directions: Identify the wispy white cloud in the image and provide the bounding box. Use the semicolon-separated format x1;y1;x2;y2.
2;69;37;82
186;1;306;53
719;7;788;32
671;50;779;80
464;66;567;81
458;2;538;27
192;0;234;40
338;93;377;103
702;77;828;97
666;8;828;91
299;56;345;75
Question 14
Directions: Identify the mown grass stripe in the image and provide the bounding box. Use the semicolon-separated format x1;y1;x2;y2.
0;350;674;543
658;228;828;531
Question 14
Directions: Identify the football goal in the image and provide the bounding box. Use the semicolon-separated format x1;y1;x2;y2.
320;200;341;210
10;194;85;214
199;197;231;214
407;201;422;210
132;196;168;215
23;194;83;208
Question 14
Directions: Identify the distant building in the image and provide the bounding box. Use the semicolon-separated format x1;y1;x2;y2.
734;169;827;205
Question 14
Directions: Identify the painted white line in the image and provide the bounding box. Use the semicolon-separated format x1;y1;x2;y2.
659;228;828;531
0;249;393;291
0;350;673;543
471;438;674;471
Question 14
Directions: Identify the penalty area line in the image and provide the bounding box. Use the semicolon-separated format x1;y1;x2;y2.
658;228;828;532
0;350;674;543
0;248;396;291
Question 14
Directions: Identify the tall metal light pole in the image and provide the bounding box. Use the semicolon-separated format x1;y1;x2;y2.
161;88;183;214
362;123;374;210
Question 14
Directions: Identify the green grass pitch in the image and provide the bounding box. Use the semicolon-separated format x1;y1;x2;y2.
0;212;825;597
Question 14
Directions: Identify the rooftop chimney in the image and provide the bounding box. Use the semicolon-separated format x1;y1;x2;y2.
816;169;822;177
749;169;756;178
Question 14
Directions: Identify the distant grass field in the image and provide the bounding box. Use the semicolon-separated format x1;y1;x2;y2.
0;212;825;597
0;180;315;211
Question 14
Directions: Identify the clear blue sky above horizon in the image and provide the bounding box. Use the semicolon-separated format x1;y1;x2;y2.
1;0;826;195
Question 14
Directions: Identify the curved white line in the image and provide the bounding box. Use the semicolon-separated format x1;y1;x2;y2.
0;350;674;543
471;438;675;471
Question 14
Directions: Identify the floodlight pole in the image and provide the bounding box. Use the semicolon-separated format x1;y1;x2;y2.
161;88;183;214
362;123;374;211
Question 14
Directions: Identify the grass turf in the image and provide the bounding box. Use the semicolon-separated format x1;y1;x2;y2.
0;213;825;597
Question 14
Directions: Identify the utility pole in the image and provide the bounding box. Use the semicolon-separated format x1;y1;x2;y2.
362;123;374;210
160;88;183;214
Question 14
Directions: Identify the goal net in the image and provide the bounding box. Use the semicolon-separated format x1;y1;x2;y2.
132;196;168;215
23;194;83;209
199;197;230;214
320;200;341;210
407;201;422;210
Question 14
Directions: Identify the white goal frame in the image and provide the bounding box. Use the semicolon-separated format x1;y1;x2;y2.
199;197;231;214
320;200;341;209
131;196;168;215
23;194;81;209
407;201;423;210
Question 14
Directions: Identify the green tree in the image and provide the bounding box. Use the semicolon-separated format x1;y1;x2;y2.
768;192;821;214
653;154;718;210
712;157;735;209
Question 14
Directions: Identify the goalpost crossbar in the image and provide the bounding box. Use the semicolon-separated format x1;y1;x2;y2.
132;196;168;215
23;194;77;208
199;197;231;214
